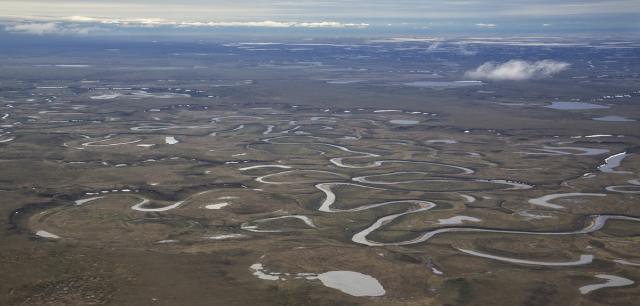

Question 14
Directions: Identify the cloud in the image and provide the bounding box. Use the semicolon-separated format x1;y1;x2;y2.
2;0;638;21
5;22;93;34
475;23;497;28
1;17;369;35
6;22;61;34
458;47;477;56
465;60;570;81
427;42;442;51
180;20;368;28
63;16;369;29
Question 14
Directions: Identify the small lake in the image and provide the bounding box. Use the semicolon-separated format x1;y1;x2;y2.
326;79;364;85
389;119;419;125
599;152;632;174
544;102;609;110
403;81;483;88
317;271;386;297
592;115;636;122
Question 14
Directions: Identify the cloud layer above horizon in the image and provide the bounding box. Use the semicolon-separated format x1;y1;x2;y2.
3;18;370;35
465;60;570;81
0;0;638;35
1;0;639;20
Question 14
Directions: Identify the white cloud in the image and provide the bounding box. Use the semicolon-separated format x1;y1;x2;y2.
465;60;570;81
427;41;442;51
2;0;637;21
458;47;477;56
1;17;369;35
5;22;93;34
63;16;369;29
179;20;368;28
6;22;60;34
475;23;496;28
296;21;368;28
66;16;168;26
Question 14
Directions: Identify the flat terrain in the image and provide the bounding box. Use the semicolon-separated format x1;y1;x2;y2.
1;36;639;305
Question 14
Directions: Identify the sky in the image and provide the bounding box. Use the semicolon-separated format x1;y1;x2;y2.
0;0;638;35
